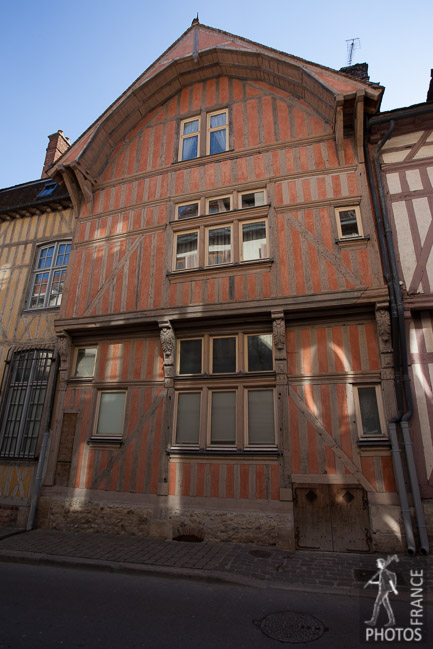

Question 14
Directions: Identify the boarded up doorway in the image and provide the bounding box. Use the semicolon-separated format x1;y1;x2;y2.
293;484;372;552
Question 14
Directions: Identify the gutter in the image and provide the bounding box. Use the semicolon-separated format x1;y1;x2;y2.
365;105;432;554
26;352;60;531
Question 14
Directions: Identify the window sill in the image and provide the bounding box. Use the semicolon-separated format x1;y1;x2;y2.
22;306;61;314
168;448;280;458
173;148;235;169
168;258;273;281
335;235;370;248
87;437;123;449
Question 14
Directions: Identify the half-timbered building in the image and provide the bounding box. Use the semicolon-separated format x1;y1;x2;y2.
367;94;433;554
0;131;73;528
34;22;412;552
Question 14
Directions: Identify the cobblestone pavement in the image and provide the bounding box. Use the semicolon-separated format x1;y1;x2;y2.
0;527;431;599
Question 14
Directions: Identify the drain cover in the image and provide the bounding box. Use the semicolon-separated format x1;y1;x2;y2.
260;611;325;643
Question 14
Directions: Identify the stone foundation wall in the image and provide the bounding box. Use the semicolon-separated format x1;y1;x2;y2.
35;494;293;548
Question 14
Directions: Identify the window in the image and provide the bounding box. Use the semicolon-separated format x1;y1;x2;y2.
28;241;71;309
335;206;363;239
354;385;386;438
0;349;54;458
179;117;200;161
240;190;266;209
207;195;231;214
177;202;199;220
178;109;229;161
172;218;269;272
94;391;126;438
37;182;57;198
174;231;199;270
73;348;97;378
207;110;228;155
173;333;276;450
207;225;232;266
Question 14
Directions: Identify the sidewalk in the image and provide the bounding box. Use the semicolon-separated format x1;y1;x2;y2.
0;527;431;600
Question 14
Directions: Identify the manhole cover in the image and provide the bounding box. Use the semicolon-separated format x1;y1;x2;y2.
249;549;272;558
260;611;325;643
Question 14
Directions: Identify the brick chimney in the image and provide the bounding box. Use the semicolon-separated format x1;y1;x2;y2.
339;62;370;82
41;130;70;178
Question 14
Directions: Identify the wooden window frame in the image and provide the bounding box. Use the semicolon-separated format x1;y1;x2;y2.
210;335;238;374
176;201;200;220
92;390;127;440
28;240;72;310
335;205;364;239
240;218;269;262
173;229;200;271
238;189;267;209
353;384;387;439
244;387;277;448
244;333;274;373
177;338;203;376
72;347;97;379
206;194;232;215
174;390;202;447
206;109;229;156
206;223;233;267
179;116;201;161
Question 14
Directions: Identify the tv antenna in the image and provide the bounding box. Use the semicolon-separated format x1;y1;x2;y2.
346;38;360;66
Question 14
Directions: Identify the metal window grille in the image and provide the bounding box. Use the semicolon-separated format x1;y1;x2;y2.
0;349;54;458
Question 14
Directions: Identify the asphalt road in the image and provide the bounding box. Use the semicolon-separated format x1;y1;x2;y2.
0;562;430;648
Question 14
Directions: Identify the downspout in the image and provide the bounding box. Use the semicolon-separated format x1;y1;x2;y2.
371;121;429;555
26;351;60;531
364;125;415;554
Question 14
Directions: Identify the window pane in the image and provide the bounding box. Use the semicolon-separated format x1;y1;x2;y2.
242;221;267;260
177;203;199;219
182;135;198;160
49;269;66;306
207;226;231;265
248;390;275;444
339;209;359;237
210;113;226;128
96;392;126;436
208;196;231;214
211;391;236;444
176;232;198;269
179;339;202;374
38;246;54;269
75;348;97;377
176;393;200;444
248;334;273;371
30;273;49;308
209;129;226;155
241;191;265;208
183;119;199;135
358;387;381;435
212;337;236;373
56;243;71;265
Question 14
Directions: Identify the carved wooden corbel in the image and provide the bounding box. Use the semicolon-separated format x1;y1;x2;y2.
72;164;94;214
56;331;72;391
375;306;393;353
159;320;175;380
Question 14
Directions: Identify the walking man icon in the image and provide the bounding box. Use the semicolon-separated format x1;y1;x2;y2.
364;556;399;627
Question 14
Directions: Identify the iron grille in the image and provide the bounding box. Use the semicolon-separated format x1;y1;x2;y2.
0;349;54;459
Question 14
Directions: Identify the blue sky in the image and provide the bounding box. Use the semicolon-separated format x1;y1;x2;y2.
1;0;432;189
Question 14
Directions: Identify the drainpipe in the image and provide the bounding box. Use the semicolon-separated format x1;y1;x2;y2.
367;111;430;554
364;127;415;555
26;352;60;531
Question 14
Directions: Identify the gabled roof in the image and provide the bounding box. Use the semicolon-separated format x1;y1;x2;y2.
0;178;71;221
50;21;384;188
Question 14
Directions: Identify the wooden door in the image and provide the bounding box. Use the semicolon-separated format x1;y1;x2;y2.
293;484;371;552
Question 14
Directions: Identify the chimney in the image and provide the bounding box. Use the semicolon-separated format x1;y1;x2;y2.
339;62;370;82
42;130;70;178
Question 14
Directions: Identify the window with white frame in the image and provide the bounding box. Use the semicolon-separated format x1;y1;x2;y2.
0;349;54;458
177;201;200;220
335;206;363;239
240;190;266;209
173;218;269;271
207;195;232;214
94;391;126;438
73;348;97;378
28;241;71;309
178;109;229;161
174;333;276;450
179;117;200;161
354;384;386;438
207;110;229;155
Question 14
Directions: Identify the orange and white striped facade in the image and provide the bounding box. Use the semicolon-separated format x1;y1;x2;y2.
39;23;408;551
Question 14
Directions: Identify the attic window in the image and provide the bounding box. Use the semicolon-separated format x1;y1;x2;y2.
37;182;57;198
